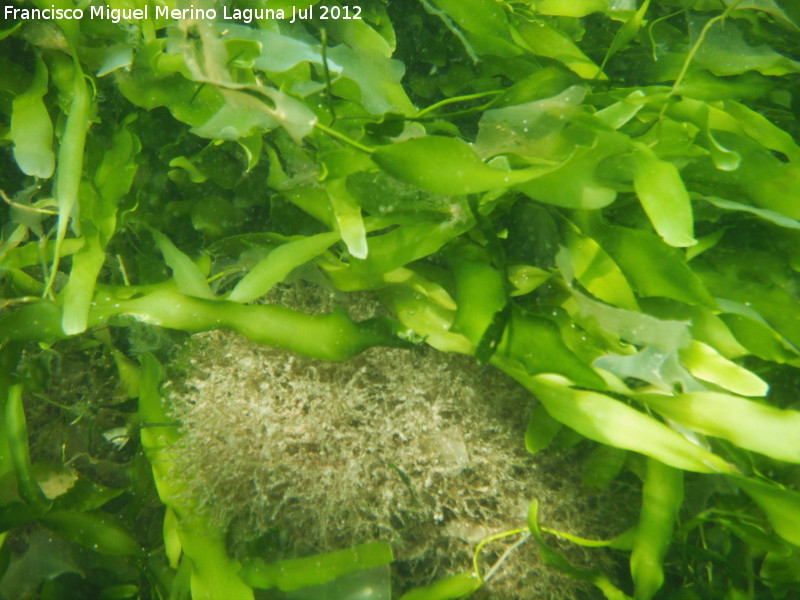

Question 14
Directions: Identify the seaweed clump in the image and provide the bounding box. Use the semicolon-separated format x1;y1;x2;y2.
166;284;634;598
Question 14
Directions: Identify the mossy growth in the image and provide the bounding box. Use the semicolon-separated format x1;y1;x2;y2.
166;283;635;599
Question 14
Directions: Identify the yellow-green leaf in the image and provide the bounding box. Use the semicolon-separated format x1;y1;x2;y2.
634;145;696;247
639;391;800;463
373;136;541;195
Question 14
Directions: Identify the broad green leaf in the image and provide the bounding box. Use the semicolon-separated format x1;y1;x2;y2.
581;217;715;307
62;122;140;335
10;53;54;178
507;372;734;474
47;57;90;298
116;59;223;127
136;353;253;600
400;573;481;600
328;8;394;58
383;268;457;312
327;44;415;115
96;43;133;77
595;90;646;130
150;229;215;300
347;218;472;286
499;310;606;389
601;0;651;71
93;118;140;219
164;507;181;569
595;346;703;393
723;100;800;162
5;386;50;509
429;0;509;38
761;551;800;586
515;130;628;209
425;0;518;58
702;273;800;349
532;0;606;17
475;85;586;160
734;477;800;546
678;341;769;396
0;301;66;342
379;285;472;355
373;136;541;195
525;403;564;454
633;145;696;248
516;20;604;79
191;88;315;142
561;231;639;311
566;286;691;352
641;300;749;360
92;289;406;361
178;524;254;600
327;178;368;259
691;17;800;76
697;195;800;230
508;265;551;297
41;511;143;556
581;445;627;489
228;231;341;303
718;313;798;364
451;257;506;347
61;229;105;335
640;391;800;463
676;70;774;102
631;459;683;600
30;0;78;44
241;542;393;591
723;0;800;30
51;474;126;513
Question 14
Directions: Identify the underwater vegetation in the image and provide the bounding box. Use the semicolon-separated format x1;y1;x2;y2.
1;0;800;598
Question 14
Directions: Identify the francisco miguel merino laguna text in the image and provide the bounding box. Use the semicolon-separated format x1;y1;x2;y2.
4;3;362;24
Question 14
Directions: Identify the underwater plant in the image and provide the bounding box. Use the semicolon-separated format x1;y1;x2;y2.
1;0;800;598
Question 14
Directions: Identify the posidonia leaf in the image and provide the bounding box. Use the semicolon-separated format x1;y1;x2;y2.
10;53;54;178
734;477;800;546
502;371;734;474
633;145;696;248
638;391;800;463
372;136;542;195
